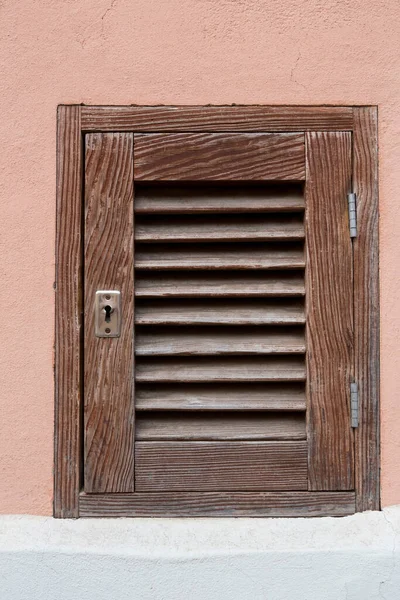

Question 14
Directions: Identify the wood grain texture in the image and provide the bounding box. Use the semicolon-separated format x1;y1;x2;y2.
135;299;305;325
136;383;306;411
134;133;305;181
84;133;135;493
136;356;306;382
136;413;305;441
79;491;356;517
135;271;305;298
81;105;354;132
135;182;305;213
135;441;308;491
305;132;354;491
54;105;82;518
136;327;305;355
135;214;304;242
353;107;380;511
136;243;305;270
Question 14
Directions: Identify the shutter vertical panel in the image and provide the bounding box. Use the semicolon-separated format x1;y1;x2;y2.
305;132;354;491
84;133;135;493
133;161;307;490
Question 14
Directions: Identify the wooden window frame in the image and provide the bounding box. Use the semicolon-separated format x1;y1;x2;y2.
55;105;379;518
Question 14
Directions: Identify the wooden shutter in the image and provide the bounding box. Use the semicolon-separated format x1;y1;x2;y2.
83;129;354;506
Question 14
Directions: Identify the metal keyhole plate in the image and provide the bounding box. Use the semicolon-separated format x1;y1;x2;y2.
95;291;121;337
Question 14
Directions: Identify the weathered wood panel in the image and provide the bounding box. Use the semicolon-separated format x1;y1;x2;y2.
305;132;354;490
136;413;305;441
54;105;82;518
135;299;305;325
136;383;306;411
135;327;305;355
135;182;305;213
84;133;135;493
135;441;308;491
135;214;304;242
353;107;380;511
136;243;305;270
134;133;305;181
135;272;305;298
136;356;306;382
81;105;354;132
79;491;356;517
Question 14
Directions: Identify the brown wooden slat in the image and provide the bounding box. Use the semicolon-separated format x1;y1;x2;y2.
136;356;306;382
79;491;356;517
136;383;306;411
136;327;305;355
134;133;305;181
135;214;304;243
136;441;307;491
84;133;135;493
81;105;354;132
353;107;380;511
135;299;305;325
135;183;305;214
54;105;82;518
136;413;305;441
136;243;305;270
305;132;354;491
135;271;305;297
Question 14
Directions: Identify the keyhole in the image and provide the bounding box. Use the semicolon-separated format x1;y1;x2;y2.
104;305;113;323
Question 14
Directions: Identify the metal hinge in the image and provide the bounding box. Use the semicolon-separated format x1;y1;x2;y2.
348;193;357;238
350;382;359;428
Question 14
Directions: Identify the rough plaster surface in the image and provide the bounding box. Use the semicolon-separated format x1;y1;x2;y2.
0;0;400;514
0;509;400;599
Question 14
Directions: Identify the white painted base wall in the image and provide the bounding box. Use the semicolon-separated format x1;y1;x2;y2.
1;508;400;600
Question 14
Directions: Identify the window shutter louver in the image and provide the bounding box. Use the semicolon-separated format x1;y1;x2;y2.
132;133;308;492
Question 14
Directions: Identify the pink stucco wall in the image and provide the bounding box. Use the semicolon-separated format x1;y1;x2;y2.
0;0;399;514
